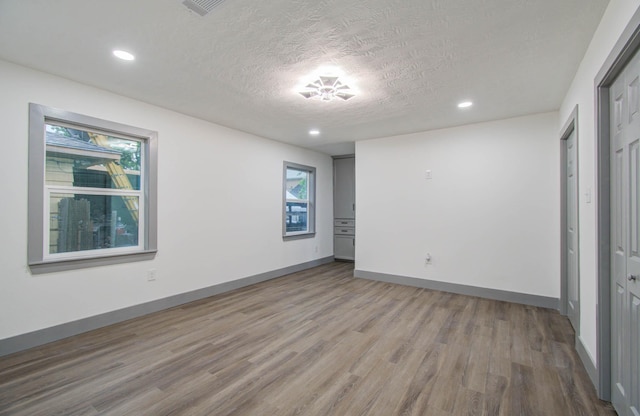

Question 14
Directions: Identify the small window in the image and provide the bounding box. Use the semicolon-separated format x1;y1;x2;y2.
283;161;316;240
28;103;157;271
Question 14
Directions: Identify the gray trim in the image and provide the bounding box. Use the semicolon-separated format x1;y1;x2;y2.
0;256;334;357
354;270;559;309
595;84;612;401
595;7;640;85
27;103;158;273
28;103;47;265
146;130;159;255
282;161;316;240
282;232;316;241
559;106;580;332
559;131;568;316
593;6;640;401
331;154;355;159
576;334;599;391
560;105;579;139
29;250;157;274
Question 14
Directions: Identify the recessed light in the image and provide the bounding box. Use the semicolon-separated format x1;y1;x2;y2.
309;129;320;136
113;50;135;61
458;101;473;108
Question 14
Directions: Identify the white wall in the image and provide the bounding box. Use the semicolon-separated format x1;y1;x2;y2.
559;0;640;367
0;60;333;341
355;112;560;298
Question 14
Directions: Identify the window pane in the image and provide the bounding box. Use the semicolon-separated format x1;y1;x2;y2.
286;168;308;200
45;123;141;190
283;162;315;239
49;193;139;254
285;201;308;233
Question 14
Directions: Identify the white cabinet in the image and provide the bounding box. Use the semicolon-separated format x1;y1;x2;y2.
333;157;355;260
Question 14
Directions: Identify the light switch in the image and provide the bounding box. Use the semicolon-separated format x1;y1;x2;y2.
425;170;432;179
585;187;592;203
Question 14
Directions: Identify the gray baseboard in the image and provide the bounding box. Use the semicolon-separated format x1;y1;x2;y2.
0;256;334;357
575;335;599;391
354;269;559;309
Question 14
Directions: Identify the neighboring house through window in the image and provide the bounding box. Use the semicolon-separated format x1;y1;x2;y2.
28;103;157;272
283;161;315;240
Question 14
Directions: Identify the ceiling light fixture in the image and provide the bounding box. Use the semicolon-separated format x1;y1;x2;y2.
457;101;473;108
309;129;320;136
299;76;355;101
113;50;135;61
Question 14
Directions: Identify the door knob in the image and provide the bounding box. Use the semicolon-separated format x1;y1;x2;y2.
629;275;639;282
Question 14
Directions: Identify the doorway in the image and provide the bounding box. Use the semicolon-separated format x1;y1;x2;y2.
561;107;580;333
595;7;640;415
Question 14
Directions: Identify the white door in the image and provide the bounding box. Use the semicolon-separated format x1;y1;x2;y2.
566;127;580;331
610;46;640;416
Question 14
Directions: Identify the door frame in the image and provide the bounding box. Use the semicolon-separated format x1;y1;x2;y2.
595;6;640;401
560;105;579;332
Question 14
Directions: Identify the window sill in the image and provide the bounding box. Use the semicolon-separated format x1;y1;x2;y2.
29;250;157;274
283;232;316;241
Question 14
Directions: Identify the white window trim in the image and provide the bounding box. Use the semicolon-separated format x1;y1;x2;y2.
28;103;158;273
283;161;316;240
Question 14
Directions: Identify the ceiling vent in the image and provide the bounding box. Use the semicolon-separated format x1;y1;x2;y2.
182;0;226;16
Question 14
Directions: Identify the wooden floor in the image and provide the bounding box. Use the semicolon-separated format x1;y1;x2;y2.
0;262;615;416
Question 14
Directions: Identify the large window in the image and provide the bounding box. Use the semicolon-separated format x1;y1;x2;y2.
28;103;157;271
283;161;316;239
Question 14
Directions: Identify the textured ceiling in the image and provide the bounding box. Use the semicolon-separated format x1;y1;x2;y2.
0;0;609;155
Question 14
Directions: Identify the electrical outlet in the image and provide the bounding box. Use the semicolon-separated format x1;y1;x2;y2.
147;269;157;281
425;253;432;265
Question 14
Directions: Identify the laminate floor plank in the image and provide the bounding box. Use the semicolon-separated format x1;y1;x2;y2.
506;362;538;416
292;371;361;416
265;340;353;408
451;387;484;416
484;373;508;415
0;262;615;416
531;350;571;416
362;346;426;416
391;342;444;416
488;319;512;378
428;344;469;413
462;333;491;394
